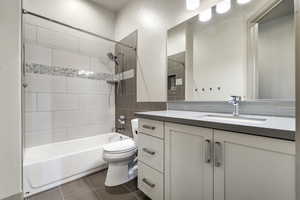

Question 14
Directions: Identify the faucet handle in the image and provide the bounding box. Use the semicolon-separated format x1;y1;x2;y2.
230;95;241;100
118;115;126;125
229;96;242;104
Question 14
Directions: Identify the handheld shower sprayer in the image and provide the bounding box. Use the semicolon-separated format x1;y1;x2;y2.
106;52;122;96
107;53;119;66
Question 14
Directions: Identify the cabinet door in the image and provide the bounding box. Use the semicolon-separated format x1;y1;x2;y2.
214;130;295;200
165;123;213;200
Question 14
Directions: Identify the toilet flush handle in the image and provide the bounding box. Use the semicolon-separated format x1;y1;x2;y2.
142;178;156;188
142;148;156;155
142;124;156;130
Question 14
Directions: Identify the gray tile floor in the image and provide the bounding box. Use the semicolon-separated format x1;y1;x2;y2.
27;170;150;200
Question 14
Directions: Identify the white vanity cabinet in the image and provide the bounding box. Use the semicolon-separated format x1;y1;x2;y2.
164;123;295;200
138;119;165;200
164;123;214;200
138;118;295;200
213;130;296;200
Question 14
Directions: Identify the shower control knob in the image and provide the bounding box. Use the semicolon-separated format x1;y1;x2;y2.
22;83;28;88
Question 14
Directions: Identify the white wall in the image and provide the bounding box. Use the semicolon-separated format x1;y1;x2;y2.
115;0;221;102
24;0;116;39
295;0;300;198
0;0;22;199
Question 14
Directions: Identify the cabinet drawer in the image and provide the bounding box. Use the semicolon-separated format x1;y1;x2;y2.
139;119;164;139
138;162;164;200
138;133;164;172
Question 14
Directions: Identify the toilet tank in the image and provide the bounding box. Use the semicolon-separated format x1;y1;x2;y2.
131;119;139;143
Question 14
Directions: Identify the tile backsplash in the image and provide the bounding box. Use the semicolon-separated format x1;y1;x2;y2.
167;101;295;117
24;17;115;147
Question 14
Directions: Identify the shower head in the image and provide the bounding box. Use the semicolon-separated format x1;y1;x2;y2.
107;52;119;66
107;52;115;61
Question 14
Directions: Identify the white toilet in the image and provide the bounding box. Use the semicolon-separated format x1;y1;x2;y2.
103;119;139;186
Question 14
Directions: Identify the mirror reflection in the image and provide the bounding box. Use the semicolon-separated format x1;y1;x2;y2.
167;52;186;101
167;0;295;101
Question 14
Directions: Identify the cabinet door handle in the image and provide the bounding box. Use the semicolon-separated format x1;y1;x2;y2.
142;148;156;155
214;142;222;167
205;139;212;163
22;43;26;76
142;124;156;130
142;178;156;188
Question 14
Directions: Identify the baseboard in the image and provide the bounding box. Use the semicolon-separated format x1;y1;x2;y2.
1;193;23;200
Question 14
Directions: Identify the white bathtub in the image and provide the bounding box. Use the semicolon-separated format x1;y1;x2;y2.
23;133;128;197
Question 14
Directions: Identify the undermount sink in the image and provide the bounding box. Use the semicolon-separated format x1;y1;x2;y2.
202;114;267;124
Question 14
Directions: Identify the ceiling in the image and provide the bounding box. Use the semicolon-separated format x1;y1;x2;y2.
90;0;132;12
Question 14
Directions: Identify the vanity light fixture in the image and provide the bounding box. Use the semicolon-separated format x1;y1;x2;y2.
216;0;231;14
199;8;212;22
237;0;251;4
186;0;200;10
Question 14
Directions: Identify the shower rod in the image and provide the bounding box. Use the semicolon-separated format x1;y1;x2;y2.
22;9;137;51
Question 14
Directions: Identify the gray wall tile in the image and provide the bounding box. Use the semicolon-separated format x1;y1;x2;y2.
167;101;295;117
115;31;166;137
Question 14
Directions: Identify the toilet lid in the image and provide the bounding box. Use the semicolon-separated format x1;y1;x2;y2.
103;139;136;153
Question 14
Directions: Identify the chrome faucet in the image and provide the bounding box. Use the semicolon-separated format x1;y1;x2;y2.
228;96;242;117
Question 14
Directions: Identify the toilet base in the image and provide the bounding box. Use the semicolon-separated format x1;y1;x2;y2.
105;160;138;187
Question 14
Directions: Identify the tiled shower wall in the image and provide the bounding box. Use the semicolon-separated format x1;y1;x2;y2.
115;32;167;137
24;16;115;148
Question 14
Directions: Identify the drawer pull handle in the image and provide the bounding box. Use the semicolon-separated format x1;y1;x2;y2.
142;178;155;188
142;148;156;155
142;125;156;130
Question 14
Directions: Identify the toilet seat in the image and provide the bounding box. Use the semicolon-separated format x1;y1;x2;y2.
103;139;137;162
103;139;137;153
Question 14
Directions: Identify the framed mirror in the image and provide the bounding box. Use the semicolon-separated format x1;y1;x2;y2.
167;0;295;102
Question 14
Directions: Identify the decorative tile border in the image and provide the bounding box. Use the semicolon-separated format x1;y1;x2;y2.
115;69;135;81
25;63;114;81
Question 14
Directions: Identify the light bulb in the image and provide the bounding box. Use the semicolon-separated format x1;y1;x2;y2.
237;0;251;4
186;0;200;10
216;0;231;14
199;8;212;22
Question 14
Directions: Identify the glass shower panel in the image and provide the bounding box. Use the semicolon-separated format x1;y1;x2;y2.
23;14;116;148
21;10;146;200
